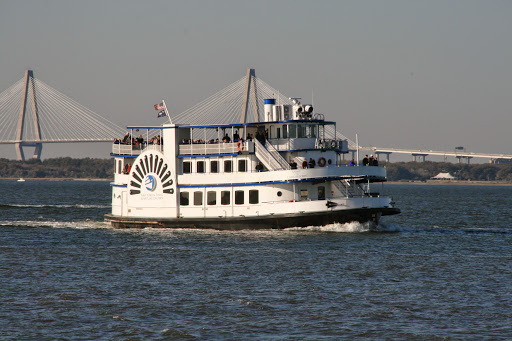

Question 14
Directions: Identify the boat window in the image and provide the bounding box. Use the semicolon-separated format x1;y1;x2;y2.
276;128;281;139
183;161;191;174
318;186;325;200
300;189;308;200
221;191;230;205
309;125;317;138
224;160;232;173
235;190;244;205
249;190;259;204
282;125;288;138
117;160;122;174
211;160;219;173
180;192;189;206
197;161;205;173
238;159;246;172
194;191;203;206
298;125;306;138
289;124;296;138
207;191;216;205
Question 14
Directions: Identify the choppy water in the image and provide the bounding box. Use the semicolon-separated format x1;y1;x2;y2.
1;180;511;340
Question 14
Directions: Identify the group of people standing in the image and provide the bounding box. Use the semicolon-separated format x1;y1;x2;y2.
362;154;379;166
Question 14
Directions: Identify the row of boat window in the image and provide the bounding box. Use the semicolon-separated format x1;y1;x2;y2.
179;186;326;206
180;190;259;206
183;159;247;174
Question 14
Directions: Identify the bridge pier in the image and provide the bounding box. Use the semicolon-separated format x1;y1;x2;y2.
16;142;43;161
412;153;428;162
456;156;473;164
376;151;392;162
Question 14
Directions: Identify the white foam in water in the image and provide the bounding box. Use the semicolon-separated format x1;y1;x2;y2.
286;221;374;233
0;220;110;230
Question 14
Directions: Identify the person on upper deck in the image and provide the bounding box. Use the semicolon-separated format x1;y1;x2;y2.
256;131;265;145
233;130;240;141
223;134;231;143
363;155;369;166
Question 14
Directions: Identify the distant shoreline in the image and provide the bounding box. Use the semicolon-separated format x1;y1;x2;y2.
0;177;112;182
2;177;511;186
387;180;512;186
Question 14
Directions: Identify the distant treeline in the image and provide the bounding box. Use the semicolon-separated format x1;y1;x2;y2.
1;157;512;182
384;161;512;182
0;158;113;179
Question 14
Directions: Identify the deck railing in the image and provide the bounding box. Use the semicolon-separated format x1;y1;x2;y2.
112;143;162;156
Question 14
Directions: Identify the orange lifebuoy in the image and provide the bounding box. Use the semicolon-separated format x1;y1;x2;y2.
318;157;327;167
237;141;244;151
302;160;308;169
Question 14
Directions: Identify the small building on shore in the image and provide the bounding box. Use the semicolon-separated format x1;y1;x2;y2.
431;172;456;180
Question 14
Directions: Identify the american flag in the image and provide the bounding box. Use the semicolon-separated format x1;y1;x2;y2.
157;110;166;118
154;103;164;111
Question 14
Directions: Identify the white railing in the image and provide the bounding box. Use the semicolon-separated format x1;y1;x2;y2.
112;143;162;156
254;139;289;171
178;142;240;155
265;141;291;170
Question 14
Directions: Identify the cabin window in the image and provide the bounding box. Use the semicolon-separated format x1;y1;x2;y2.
235;190;244;205
276;128;281;139
318;186;325;200
211;160;219;173
221;191;230;205
207;191;216;205
289;124;297;138
117;160;122;174
238;159;247;172
183;161;191;174
282;125;288;138
308;125;316;138
300;189;308;200
277;191;282;197
194;191;203;206
298;125;306;138
224;160;232;173
249;190;259;204
197;161;205;173
180;192;189;206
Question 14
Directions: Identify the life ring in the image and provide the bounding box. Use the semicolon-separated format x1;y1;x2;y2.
302;160;308;169
318;157;327;167
237;141;244;151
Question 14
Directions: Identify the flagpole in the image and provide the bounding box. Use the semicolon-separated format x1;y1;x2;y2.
162;100;172;124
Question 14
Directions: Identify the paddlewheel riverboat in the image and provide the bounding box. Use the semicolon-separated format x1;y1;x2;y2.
105;70;399;229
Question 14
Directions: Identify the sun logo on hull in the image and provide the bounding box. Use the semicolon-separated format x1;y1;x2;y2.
129;152;174;195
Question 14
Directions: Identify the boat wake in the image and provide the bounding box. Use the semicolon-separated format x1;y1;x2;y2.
0;203;109;209
286;220;405;233
0;219;110;230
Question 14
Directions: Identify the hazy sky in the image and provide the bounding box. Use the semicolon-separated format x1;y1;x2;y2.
1;0;511;160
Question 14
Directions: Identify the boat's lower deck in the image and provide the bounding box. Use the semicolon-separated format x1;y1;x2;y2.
105;207;400;230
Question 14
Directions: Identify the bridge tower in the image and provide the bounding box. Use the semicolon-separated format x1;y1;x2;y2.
16;70;42;161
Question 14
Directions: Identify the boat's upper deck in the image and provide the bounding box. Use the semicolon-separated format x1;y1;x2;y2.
112;119;348;157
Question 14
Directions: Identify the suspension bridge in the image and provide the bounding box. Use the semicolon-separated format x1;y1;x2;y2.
1;69;511;163
0;70;125;160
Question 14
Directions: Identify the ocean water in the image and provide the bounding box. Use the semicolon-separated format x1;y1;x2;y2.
1;180;511;340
